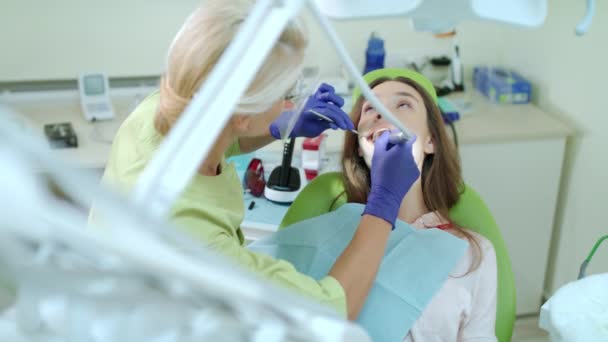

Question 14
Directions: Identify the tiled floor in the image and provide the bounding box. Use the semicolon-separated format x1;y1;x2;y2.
512;316;549;342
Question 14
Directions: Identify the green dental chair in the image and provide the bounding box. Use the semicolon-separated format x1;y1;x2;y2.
280;172;516;342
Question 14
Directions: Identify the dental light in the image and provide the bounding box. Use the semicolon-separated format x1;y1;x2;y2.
314;0;547;33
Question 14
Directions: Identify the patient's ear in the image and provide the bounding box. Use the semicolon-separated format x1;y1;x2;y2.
424;135;435;154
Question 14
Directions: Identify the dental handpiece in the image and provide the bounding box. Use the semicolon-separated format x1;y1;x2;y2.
388;131;408;144
348;127;408;144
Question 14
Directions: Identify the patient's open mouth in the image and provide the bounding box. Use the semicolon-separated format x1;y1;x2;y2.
367;128;390;143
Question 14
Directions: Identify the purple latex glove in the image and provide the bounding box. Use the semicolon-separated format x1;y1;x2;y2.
270;83;355;139
363;131;420;228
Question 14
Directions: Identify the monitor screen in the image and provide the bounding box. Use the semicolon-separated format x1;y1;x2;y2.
83;74;106;96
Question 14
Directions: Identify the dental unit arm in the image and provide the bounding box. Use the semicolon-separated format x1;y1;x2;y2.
576;0;595;36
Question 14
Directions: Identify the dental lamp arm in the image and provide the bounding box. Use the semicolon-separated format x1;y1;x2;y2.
576;0;595;36
307;1;414;141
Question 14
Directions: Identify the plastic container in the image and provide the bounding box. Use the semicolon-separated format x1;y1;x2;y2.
473;67;531;104
301;134;326;180
364;33;385;74
451;45;464;91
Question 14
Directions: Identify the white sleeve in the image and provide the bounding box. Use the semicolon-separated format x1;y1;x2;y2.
461;239;498;341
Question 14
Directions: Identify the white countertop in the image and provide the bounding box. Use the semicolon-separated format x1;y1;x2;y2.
449;92;573;144
2;89;146;169
1;88;573;169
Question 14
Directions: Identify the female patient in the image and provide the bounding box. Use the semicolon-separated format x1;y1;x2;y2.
342;69;497;341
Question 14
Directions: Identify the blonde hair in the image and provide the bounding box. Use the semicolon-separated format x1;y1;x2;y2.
155;0;308;134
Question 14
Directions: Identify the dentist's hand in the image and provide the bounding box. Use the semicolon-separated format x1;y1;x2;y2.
363;131;420;228
269;83;355;139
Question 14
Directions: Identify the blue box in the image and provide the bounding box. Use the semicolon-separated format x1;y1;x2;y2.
473;67;531;104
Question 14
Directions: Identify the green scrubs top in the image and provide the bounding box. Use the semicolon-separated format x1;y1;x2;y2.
91;91;346;316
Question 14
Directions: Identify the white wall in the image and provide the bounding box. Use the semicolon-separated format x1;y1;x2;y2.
468;0;608;295
1;1;492;81
0;0;200;81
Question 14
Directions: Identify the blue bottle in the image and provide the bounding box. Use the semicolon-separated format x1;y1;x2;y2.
364;33;385;74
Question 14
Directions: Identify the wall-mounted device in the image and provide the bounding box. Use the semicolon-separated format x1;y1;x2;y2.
78;73;114;121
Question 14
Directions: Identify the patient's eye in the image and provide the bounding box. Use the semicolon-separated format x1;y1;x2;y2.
397;101;412;109
363;105;374;113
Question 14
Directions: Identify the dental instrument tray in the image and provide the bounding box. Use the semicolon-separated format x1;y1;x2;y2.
44;122;78;149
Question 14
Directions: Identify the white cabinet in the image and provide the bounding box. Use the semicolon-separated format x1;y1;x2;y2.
460;138;566;314
450;93;572;315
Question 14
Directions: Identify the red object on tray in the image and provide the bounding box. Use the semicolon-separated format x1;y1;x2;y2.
244;158;265;197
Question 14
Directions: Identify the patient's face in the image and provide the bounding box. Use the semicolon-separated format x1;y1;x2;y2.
357;81;434;169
